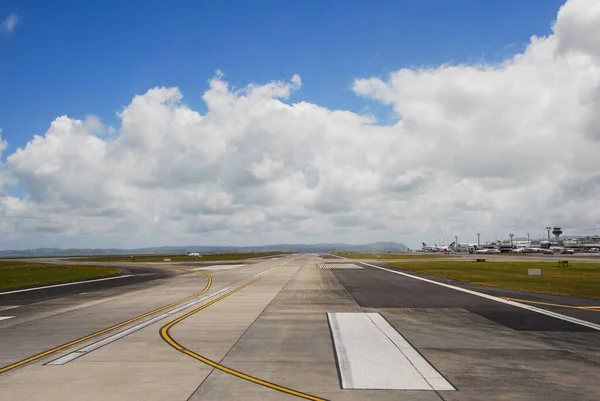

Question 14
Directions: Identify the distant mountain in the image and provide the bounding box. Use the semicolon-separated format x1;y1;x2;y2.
0;242;408;257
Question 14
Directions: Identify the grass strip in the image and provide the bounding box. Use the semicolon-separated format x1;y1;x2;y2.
386;260;600;299
0;261;120;291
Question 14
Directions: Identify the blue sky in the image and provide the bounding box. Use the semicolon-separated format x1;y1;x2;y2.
5;0;599;250
2;0;564;155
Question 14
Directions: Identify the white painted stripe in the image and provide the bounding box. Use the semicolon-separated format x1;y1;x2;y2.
191;264;244;271
362;262;600;332
327;312;433;390
367;313;455;390
47;264;280;365
47;287;231;365
0;275;135;296
0;316;15;322
319;264;363;269
0;305;20;312
254;267;275;277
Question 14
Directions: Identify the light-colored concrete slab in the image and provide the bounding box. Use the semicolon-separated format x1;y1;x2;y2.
0;362;212;401
189;362;442;401
328;312;431;390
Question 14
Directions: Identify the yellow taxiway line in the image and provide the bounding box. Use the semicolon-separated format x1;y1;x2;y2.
159;277;328;401
503;297;600;311
0;271;212;375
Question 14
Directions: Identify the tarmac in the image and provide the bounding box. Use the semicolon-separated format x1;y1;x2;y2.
0;254;599;400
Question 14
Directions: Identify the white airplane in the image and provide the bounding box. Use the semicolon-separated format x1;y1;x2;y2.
187;252;202;257
475;248;501;254
523;247;543;253
421;241;455;252
421;242;440;252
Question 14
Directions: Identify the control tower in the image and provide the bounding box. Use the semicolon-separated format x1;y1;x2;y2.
552;226;563;242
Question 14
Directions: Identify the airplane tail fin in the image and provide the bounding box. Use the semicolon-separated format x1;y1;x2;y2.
422;242;427;247
449;241;456;247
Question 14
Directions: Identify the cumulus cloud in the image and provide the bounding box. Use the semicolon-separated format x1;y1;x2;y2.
1;0;600;249
1;13;20;35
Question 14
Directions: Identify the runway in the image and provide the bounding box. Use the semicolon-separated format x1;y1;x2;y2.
1;254;599;400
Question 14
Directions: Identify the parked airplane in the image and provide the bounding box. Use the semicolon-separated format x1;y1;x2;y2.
421;242;440;252
475;247;501;254
421;242;455;252
187;252;202;257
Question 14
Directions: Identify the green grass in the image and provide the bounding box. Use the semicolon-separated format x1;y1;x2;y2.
386;260;600;298
0;261;120;291
335;252;450;259
78;252;288;263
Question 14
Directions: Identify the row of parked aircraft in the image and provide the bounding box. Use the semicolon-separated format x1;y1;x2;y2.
419;241;587;254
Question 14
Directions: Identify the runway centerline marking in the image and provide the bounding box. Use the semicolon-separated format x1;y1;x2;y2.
0;275;135;296
0;316;15;322
0;272;212;375
159;265;328;401
362;262;600;331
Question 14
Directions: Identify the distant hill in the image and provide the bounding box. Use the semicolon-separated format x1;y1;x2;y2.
0;241;408;257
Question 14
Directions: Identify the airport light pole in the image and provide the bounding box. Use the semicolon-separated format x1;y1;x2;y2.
477;233;481;247
455;235;458;250
546;226;552;242
527;233;530;243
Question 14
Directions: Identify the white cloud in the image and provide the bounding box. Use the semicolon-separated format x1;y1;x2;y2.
1;13;20;35
2;0;600;249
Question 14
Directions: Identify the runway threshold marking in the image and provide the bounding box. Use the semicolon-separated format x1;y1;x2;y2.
159;277;328;401
362;263;600;332
0;272;212;375
0;274;135;295
502;297;600;312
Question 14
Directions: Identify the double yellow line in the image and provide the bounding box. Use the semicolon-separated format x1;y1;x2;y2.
0;272;213;375
159;277;328;401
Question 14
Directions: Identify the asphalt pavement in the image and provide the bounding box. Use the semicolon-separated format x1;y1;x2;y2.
0;254;598;401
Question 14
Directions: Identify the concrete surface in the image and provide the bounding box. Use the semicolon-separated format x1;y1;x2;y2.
0;254;599;400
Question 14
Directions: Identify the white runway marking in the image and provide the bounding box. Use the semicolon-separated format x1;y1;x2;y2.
362;262;600;332
191;264;244;271
47;265;280;365
327;312;454;390
319;264;363;269
0;305;20;312
0;275;135;296
47;287;231;365
0;316;15;322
